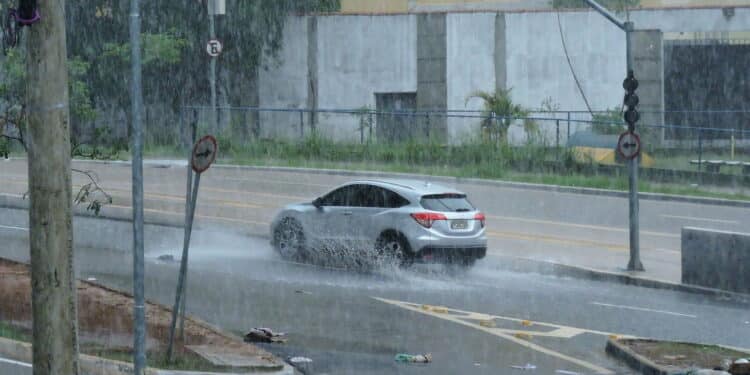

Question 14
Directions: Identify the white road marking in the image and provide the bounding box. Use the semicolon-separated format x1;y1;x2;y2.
0;357;32;368
0;224;28;231
661;214;738;225
374;297;616;374
591;302;697;318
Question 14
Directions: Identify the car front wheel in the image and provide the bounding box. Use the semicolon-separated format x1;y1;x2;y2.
273;217;306;261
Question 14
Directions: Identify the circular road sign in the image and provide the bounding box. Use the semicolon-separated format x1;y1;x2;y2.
191;135;218;173
617;131;641;160
206;39;223;57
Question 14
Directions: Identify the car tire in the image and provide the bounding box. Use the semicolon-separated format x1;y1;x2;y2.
375;232;413;268
273;217;306;261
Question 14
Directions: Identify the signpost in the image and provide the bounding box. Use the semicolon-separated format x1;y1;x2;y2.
206;39;222;57
582;0;643;272
617;131;641;160
167;135;218;361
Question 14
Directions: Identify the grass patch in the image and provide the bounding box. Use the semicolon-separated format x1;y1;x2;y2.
624;339;749;370
142;136;749;202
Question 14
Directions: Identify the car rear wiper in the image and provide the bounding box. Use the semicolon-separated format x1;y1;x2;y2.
455;208;471;212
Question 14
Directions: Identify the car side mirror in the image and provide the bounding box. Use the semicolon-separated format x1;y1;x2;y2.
312;197;323;208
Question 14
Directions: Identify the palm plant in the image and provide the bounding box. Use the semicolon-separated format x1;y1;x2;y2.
467;88;531;144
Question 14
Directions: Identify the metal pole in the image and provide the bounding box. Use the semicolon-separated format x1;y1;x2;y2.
167;172;201;361
698;128;703;173
209;14;217;133
178;122;196;341
130;0;147;371
556;119;560;162
567;111;571;143
624;21;643;271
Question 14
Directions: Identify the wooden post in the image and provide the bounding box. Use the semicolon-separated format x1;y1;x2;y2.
25;0;80;374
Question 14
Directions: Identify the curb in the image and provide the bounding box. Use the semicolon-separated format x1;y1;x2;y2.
605;337;750;375
605;338;672;375
490;255;750;303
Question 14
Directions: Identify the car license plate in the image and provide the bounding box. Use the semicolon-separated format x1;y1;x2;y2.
451;220;468;230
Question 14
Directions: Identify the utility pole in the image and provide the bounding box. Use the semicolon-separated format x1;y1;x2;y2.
24;0;80;374
582;0;643;271
130;0;147;372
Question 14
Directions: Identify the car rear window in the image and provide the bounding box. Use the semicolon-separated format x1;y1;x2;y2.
420;194;475;212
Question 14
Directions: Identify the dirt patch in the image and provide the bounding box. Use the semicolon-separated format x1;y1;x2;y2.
622;338;749;371
0;258;279;368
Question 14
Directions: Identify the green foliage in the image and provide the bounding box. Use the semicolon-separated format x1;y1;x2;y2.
591;108;626;135
552;0;639;11
102;31;189;67
68;57;96;124
467;88;530;143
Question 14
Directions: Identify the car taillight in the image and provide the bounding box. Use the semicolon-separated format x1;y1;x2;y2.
474;212;486;228
411;212;447;228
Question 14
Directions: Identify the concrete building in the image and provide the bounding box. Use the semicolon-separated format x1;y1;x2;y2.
258;5;750;144
340;0;750;13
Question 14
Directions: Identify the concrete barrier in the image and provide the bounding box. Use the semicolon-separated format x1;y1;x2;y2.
682;227;750;294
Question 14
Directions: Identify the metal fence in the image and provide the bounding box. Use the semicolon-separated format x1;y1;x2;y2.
172;106;750;175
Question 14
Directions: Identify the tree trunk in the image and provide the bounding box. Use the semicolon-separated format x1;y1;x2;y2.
25;0;80;374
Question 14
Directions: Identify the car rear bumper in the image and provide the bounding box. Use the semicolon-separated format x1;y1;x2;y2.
416;246;487;263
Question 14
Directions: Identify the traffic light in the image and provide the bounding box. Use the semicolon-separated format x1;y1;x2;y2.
623;70;639;130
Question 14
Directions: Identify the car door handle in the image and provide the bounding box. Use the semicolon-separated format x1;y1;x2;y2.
342;211;353;216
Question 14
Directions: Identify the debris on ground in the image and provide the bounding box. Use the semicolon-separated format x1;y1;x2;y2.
244;328;287;344
664;354;688;360
86;277;97;282
294;290;312;295
288;356;313;374
157;254;175;262
555;370;581;375
521;320;533;327
514;332;533;340
510;363;537;370
394;353;432;363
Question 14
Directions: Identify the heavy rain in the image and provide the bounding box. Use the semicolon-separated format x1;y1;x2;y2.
1;0;750;375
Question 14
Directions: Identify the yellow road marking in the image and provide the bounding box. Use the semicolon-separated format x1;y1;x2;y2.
486;230;678;254
374;297;617;374
487;214;678;238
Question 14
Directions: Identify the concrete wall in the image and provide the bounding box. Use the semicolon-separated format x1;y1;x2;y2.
316;15;418;141
258;16;309;139
446;13;496;142
682;227;750;293
256;7;750;143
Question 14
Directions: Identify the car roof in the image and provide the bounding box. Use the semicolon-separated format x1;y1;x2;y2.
344;179;465;199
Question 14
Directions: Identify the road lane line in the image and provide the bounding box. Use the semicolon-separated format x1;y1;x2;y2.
487;214;678;238
0;224;28;231
487;230;678;254
661;214;738;225
0;357;32;368
375;297;615;374
590;302;696;318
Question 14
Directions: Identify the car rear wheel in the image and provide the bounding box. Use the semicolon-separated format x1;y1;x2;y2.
375;233;413;268
273;218;306;261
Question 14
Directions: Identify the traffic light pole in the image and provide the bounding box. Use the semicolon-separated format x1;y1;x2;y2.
582;0;643;271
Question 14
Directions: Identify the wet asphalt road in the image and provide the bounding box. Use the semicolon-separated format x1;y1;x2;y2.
0;359;31;375
2;225;750;374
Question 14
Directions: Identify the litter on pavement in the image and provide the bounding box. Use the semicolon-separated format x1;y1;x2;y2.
511;363;537;370
394;353;432;363
555;370;582;375
244;327;287;343
288;356;313;374
295;290;312;295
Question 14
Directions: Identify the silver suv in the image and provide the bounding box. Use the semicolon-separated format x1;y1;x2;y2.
270;179;487;267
